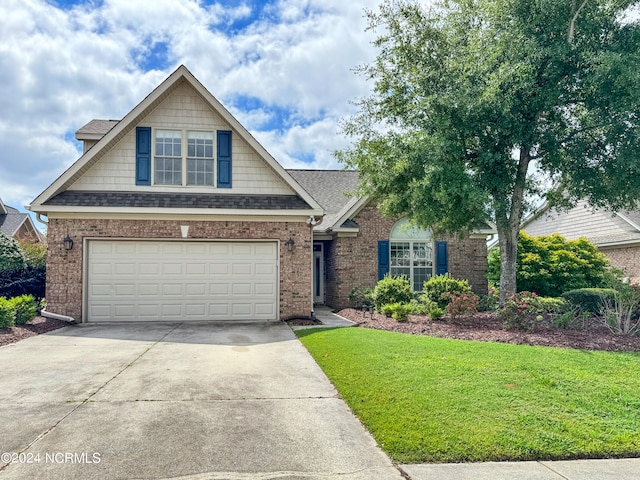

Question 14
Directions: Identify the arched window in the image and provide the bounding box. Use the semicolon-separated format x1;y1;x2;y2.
389;219;434;291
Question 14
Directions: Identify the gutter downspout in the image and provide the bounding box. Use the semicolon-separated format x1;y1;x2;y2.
41;309;75;323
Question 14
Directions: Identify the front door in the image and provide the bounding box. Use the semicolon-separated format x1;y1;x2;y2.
313;243;324;304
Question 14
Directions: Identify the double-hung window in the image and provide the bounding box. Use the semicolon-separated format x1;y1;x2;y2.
154;130;214;186
389;219;434;291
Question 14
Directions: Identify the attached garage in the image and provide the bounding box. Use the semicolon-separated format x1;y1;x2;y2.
86;240;279;322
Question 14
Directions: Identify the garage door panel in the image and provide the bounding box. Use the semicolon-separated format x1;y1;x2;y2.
87;240;278;322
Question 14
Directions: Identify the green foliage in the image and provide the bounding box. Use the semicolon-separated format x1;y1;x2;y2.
598;283;640;336
0;297;16;329
408;299;431;315
446;294;479;321
0;233;26;271
428;306;445;320
476;295;496;312
9;294;38;325
349;286;374;308
536;297;569;314
380;302;413;322
18;240;46;269
373;275;413;311
498;292;542;331
337;0;640;302
551;308;587;330
488;232;612;297
562;288;618;315
422;274;472;309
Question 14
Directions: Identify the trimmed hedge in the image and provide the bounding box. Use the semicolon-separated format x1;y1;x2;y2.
561;288;618;315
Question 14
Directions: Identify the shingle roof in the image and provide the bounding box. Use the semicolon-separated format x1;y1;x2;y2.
287;169;360;228
43;191;312;210
0;204;28;237
75;119;119;137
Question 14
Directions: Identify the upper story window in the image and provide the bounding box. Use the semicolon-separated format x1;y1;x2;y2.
389;218;434;291
154;130;214;186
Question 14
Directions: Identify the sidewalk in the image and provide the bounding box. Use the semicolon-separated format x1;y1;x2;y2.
293;308;640;480
401;458;640;480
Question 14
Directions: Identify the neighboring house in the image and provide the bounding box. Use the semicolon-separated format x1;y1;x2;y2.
0;197;42;243
523;199;640;281
28;65;493;323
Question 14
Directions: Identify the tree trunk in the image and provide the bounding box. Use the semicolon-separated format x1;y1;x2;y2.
498;222;518;306
496;147;532;306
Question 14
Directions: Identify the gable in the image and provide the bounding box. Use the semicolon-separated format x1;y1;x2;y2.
69;82;295;196
28;65;322;217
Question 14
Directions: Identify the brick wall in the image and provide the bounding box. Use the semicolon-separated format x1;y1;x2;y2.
46;218;312;322
600;245;640;282
324;203;489;310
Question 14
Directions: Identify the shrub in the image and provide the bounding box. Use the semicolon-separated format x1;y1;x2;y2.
380;302;412;322
349;286;374;308
0;237;46;300
429;306;445;320
0;297;16;329
9;294;38;325
498;291;541;331
409;299;431;315
562;288;618;315
373;275;413;311
488;232;612;296
536;297;569;314
477;293;498;312
422;274;472;308
551;308;587;330
598;283;640;336
446;294;479;321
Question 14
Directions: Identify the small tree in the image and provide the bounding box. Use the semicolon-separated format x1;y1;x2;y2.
488;232;611;297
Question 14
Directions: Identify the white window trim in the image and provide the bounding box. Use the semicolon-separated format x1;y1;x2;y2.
152;129;216;187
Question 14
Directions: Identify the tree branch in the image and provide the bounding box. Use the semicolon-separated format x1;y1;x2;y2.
568;0;588;44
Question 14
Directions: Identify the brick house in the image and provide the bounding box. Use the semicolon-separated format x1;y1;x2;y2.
523;200;640;282
0;197;42;243
28;66;493;323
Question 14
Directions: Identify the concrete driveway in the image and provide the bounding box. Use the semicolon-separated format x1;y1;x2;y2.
0;323;402;480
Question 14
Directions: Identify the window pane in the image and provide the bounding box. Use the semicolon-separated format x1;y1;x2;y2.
187;132;213;159
187;158;214;186
390;242;410;267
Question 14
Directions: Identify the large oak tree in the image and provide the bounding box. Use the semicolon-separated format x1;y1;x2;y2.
337;0;640;303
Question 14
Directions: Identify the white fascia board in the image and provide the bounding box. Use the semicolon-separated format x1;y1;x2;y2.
597;238;640;248
0;198;7;215
330;196;369;230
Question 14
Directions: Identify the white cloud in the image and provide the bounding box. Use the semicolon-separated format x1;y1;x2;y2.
0;0;381;211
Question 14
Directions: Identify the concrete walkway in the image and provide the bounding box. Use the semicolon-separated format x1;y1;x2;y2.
0;322;402;480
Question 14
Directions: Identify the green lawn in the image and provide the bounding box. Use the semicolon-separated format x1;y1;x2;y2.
295;327;640;464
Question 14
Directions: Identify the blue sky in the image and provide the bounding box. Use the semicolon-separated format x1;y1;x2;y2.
0;0;380;217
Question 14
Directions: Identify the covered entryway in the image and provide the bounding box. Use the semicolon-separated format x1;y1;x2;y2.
86;240;278;322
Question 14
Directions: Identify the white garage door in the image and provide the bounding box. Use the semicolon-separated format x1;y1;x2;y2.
86;240;278;322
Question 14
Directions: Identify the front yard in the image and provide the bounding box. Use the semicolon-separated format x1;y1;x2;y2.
296;327;640;464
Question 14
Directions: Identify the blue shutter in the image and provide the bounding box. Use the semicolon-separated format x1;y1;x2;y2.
436;241;448;275
217;130;232;188
378;240;389;280
135;127;151;186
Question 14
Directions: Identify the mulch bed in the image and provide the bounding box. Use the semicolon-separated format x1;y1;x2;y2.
0;317;71;348
337;308;640;352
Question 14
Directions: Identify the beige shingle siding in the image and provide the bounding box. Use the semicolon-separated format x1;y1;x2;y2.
524;200;635;242
69;83;294;196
